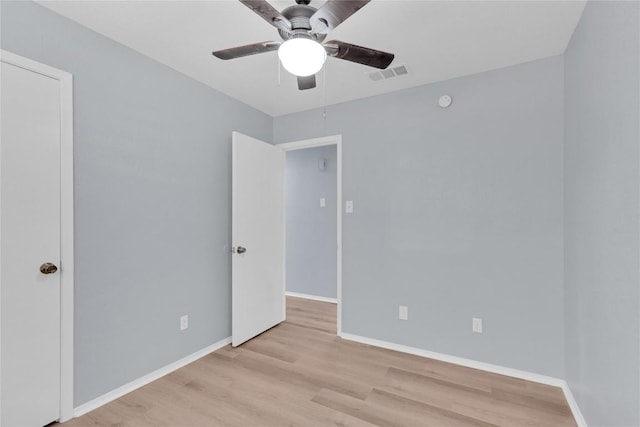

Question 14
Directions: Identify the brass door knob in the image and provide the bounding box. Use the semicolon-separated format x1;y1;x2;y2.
40;263;58;275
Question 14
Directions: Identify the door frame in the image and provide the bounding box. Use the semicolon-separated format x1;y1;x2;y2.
0;50;75;422
278;135;343;336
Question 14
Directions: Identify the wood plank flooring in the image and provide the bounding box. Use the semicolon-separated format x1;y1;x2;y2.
61;297;576;427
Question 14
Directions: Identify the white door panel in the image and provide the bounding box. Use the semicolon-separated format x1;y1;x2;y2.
232;132;285;347
1;62;62;426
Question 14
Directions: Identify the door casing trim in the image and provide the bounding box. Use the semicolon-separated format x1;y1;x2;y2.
278;135;343;336
0;49;75;422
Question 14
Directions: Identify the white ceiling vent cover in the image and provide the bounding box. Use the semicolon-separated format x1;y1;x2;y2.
368;65;409;82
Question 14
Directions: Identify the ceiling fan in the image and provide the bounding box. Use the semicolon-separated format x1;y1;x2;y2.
212;0;395;90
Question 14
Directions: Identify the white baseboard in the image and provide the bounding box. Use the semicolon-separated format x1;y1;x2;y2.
73;336;232;417
72;330;587;427
340;333;563;386
561;382;588;427
340;332;587;426
286;291;337;304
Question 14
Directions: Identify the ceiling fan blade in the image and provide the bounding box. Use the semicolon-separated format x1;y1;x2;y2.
297;75;316;90
310;0;370;34
239;0;292;33
325;40;394;69
212;41;281;60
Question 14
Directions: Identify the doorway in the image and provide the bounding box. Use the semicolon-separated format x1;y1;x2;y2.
0;50;74;424
279;135;342;335
231;133;342;345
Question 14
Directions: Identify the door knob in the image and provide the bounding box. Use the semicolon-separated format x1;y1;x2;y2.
40;263;58;275
236;246;247;254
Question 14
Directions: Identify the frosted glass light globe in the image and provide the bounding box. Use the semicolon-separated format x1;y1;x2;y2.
278;38;327;77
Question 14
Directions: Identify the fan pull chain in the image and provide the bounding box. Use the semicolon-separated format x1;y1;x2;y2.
322;64;327;125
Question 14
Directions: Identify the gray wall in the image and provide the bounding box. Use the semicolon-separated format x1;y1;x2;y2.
6;1;637;418
275;56;565;377
286;146;337;299
564;2;640;425
1;1;272;406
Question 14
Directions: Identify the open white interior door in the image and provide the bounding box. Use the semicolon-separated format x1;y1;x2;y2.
1;60;62;426
232;131;285;347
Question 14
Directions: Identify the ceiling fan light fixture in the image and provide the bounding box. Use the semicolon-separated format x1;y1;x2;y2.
278;38;327;77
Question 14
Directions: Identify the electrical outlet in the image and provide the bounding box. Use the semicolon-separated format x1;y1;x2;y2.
180;315;189;331
399;305;408;321
472;317;482;334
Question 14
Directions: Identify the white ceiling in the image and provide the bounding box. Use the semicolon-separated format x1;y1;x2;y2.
38;0;585;116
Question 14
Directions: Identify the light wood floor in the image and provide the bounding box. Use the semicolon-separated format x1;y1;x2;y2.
61;297;576;427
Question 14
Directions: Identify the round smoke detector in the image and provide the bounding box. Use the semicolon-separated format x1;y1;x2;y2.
438;95;452;108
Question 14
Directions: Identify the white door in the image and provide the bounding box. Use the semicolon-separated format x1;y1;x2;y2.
1;61;62;426
232;132;285;347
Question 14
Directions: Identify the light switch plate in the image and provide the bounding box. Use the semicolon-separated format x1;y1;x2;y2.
180;315;189;331
345;200;354;214
320;198;326;208
399;305;408;320
472;318;483;333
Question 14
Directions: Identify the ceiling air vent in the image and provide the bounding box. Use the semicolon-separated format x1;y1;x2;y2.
368;65;409;82
381;69;395;79
393;65;408;76
368;72;384;82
